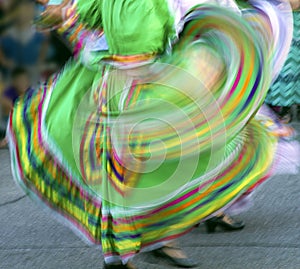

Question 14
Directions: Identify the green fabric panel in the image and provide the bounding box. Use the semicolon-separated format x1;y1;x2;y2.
45;61;99;183
76;0;103;29
101;0;175;55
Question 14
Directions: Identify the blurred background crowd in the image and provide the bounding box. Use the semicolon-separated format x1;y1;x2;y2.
0;0;71;143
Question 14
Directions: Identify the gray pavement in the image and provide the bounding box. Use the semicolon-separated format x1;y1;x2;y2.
1;124;300;269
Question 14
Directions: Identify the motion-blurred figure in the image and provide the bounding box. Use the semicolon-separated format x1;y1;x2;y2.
0;67;32;147
0;0;48;83
265;2;300;122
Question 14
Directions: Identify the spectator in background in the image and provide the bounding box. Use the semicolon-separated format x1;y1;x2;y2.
0;0;18;29
0;0;18;34
265;4;300;122
0;70;5;141
0;67;32;147
0;0;48;83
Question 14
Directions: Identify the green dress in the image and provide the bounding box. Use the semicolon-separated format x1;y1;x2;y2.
7;0;296;264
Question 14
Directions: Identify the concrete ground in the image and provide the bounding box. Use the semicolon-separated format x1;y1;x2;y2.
0;123;300;269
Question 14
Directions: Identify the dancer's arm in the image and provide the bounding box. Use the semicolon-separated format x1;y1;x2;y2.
174;0;241;17
35;0;103;29
35;0;105;57
289;0;300;9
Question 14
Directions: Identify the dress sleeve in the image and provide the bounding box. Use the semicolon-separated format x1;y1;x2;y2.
74;0;103;29
56;1;105;57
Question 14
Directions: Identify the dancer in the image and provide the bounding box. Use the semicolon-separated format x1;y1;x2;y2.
7;0;298;268
0;67;32;148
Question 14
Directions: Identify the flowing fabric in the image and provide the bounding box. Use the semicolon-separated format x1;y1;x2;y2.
7;0;298;264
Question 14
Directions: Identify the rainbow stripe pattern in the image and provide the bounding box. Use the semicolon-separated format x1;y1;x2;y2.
7;1;294;263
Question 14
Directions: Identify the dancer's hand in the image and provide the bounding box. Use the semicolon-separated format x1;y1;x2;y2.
36;0;49;5
0;138;8;149
34;1;71;30
40;5;64;25
289;0;300;10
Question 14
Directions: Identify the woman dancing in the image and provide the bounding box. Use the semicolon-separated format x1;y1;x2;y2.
7;0;298;268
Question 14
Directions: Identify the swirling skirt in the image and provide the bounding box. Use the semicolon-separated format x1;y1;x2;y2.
7;6;296;263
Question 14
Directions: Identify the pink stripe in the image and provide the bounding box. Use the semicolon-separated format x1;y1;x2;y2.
125;81;137;108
